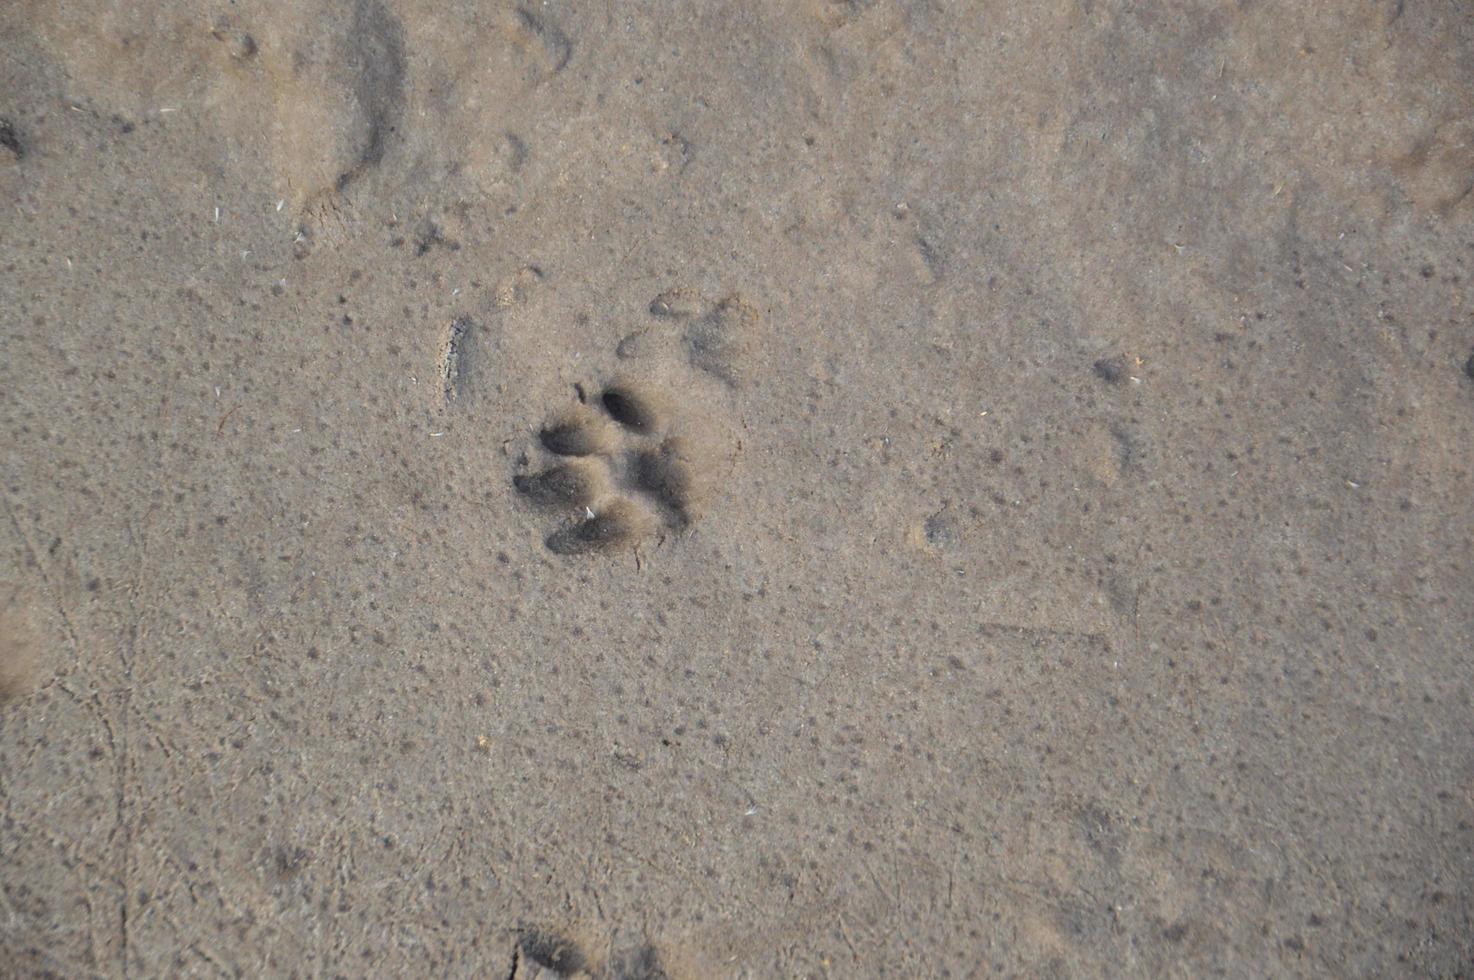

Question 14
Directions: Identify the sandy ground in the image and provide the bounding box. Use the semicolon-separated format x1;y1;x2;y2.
2;1;1473;977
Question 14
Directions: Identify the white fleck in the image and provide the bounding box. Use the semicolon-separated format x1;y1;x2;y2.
213;206;220;223
585;507;596;519
276;200;285;212
430;432;444;437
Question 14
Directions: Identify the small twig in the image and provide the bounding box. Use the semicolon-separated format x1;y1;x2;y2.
215;405;240;436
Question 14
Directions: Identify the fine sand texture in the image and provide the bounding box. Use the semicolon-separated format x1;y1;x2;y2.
2;2;1473;976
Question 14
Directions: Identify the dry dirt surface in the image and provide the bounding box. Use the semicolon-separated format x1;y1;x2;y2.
2;1;1473;977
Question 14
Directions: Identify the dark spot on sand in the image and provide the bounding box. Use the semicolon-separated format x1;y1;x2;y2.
519;926;587;975
515;462;599;507
1093;357;1125;384
611;943;669;980
0;119;23;160
602;385;660;431
274;846;310;877
212;25;258;60
545;502;643;555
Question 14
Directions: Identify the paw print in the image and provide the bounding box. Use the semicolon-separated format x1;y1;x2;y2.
617;289;763;389
514;379;713;555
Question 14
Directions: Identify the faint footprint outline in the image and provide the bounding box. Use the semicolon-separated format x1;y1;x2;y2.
618;289;763;389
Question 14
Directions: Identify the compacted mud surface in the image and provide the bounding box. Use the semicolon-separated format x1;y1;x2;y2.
2;2;1472;976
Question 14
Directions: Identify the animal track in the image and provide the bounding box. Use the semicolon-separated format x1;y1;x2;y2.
197;0;410;229
618;289;764;388
515;379;718;555
506;5;572;81
438;316;475;407
513;923;670;979
518;925;588;976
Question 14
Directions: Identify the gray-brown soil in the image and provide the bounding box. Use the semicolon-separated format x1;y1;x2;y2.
2;2;1472;976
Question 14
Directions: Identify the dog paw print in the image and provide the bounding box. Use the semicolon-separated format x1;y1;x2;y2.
514;379;715;555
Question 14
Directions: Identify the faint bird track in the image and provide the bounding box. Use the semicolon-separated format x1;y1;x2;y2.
515;379;719;556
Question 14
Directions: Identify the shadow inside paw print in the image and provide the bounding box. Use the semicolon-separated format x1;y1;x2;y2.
515;380;712;555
